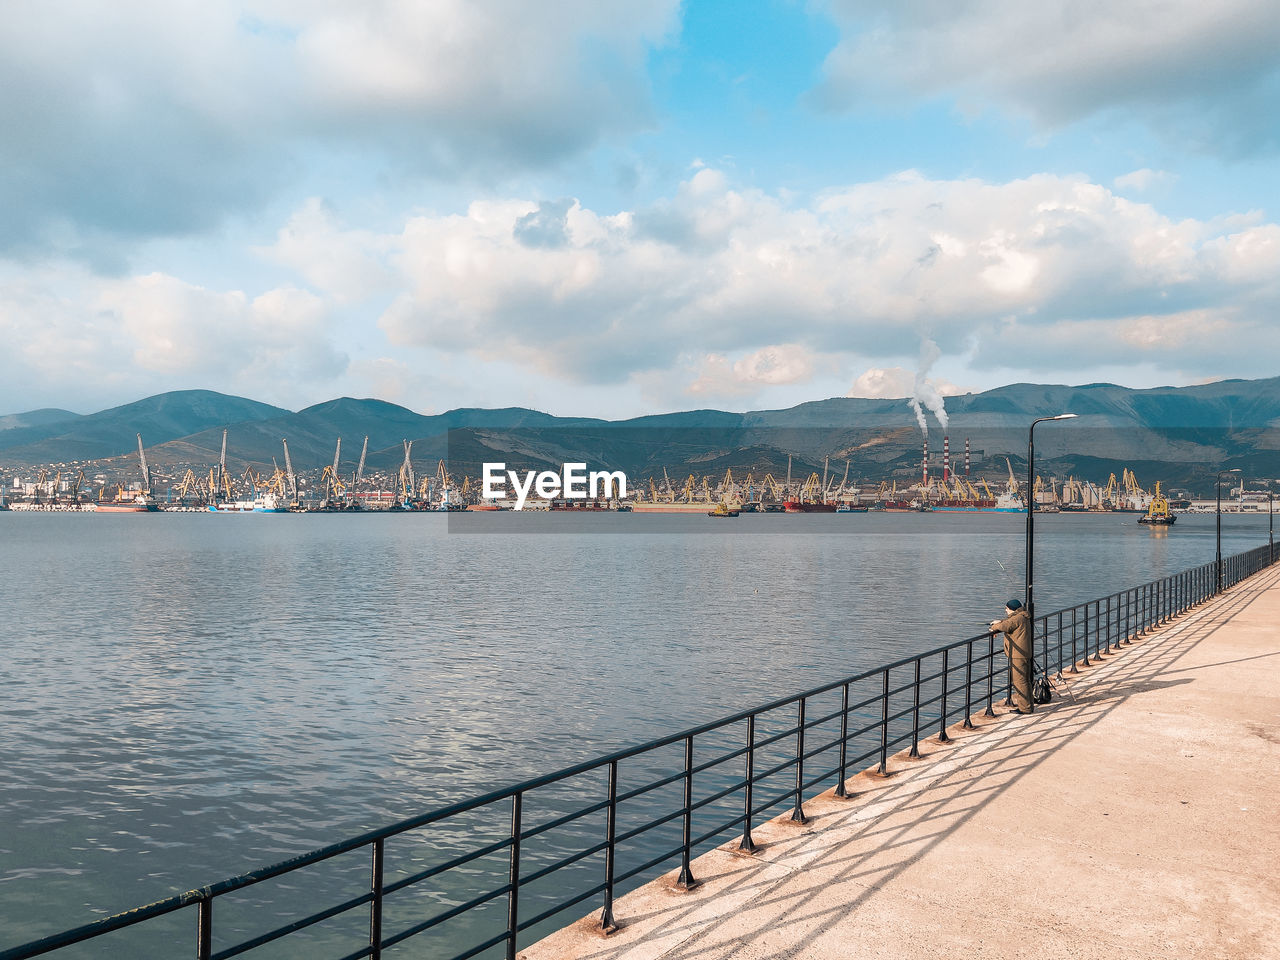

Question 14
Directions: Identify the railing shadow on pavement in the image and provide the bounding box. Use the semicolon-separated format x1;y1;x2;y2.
613;570;1276;960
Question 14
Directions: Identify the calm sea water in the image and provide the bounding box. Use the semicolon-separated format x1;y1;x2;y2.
0;510;1271;954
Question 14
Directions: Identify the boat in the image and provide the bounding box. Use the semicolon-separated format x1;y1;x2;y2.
708;502;740;517
874;499;933;513
467;502;506;511
631;501;722;514
835;504;869;513
1138;483;1176;526
207;494;289;513
95;494;160;513
615;504;633;512
782;500;837;513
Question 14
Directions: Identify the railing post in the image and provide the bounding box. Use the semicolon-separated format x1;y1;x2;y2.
197;897;212;960
938;648;952;743
1056;611;1064;672
878;669;891;772
791;700;809;824
911;657;925;752
983;637;996;718
678;735;698;887
1084;600;1093;664
740;716;758;850
507;792;522;960
601;760;619;928
962;640;975;729
1069;607;1079;674
1123;589;1131;645
370;839;384;960
1104;595;1113;653
834;685;850;797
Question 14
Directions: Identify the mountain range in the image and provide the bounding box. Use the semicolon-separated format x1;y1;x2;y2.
2;379;1279;491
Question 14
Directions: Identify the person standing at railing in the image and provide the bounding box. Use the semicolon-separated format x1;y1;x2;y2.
991;599;1032;714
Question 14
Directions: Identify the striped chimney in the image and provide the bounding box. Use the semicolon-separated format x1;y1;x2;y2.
922;439;929;487
943;436;950;484
965;437;971;477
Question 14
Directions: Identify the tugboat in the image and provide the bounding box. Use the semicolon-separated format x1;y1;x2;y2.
1138;482;1176;526
708;501;740;518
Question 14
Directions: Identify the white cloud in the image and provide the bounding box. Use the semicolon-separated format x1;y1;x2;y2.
0;264;347;410
688;344;821;396
1113;169;1176;192
817;1;1280;152
847;366;967;401
0;0;680;254
6;167;1280;414
365;169;1280;389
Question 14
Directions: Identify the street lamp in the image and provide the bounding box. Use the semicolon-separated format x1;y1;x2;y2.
1216;468;1241;594
1025;413;1077;712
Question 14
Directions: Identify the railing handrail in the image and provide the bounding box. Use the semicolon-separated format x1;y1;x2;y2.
3;543;1274;960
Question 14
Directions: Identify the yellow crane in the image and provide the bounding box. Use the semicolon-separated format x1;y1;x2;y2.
800;472;822;503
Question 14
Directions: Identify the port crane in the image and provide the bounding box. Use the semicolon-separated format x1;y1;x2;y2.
320;437;346;508
353;436;368;497
136;433;152;499
212;429;229;504
281;439;299;506
397;441;416;506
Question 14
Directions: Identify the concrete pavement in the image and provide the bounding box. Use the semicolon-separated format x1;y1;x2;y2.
525;567;1280;960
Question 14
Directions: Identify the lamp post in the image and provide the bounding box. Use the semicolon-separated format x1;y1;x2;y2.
1269;490;1273;566
1216;468;1241;594
1025;413;1077;712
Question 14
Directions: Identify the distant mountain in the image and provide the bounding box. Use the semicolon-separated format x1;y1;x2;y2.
144;398;610;472
4;378;1280;491
0;408;81;431
0;390;289;463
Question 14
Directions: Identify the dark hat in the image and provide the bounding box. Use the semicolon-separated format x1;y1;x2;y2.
1006;598;1023;610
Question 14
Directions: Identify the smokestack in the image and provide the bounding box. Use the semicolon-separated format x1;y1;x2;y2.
922;439;929;487
943;436;950;484
965;437;971;477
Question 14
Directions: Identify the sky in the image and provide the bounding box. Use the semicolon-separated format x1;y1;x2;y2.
2;0;1279;419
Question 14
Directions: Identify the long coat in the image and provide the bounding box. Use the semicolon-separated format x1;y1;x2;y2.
993;608;1032;710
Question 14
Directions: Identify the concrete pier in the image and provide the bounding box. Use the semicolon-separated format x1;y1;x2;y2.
527;567;1280;960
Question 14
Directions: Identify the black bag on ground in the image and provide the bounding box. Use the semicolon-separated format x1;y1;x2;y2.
1031;661;1053;705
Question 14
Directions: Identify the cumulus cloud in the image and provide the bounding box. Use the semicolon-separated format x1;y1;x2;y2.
816;1;1280;153
847;366;967;400
0;264;347;410
1113;169;1176;193
0;0;680;255
366;169;1280;390
7;167;1280;413
688;344;822;396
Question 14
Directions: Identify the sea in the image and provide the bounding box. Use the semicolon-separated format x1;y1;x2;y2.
0;510;1271;957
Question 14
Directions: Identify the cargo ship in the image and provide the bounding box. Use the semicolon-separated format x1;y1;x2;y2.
207;494;289;513
95;495;159;513
631;501;723;514
928;491;1024;514
782;500;837;513
873;499;932;513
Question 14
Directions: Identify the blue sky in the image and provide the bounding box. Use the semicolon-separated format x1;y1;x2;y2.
2;0;1278;418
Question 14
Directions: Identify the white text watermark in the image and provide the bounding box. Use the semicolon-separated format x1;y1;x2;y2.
481;463;627;510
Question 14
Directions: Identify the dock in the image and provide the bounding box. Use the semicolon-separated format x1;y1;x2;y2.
526;566;1280;960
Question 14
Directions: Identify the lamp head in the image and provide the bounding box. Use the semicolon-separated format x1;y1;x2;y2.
1051;413;1078;420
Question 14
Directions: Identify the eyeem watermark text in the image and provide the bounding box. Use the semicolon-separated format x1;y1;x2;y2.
482;463;628;510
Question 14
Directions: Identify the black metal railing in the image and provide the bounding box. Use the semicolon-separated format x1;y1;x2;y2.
3;544;1275;960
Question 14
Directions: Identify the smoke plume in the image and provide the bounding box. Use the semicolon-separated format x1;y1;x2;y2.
907;338;949;435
